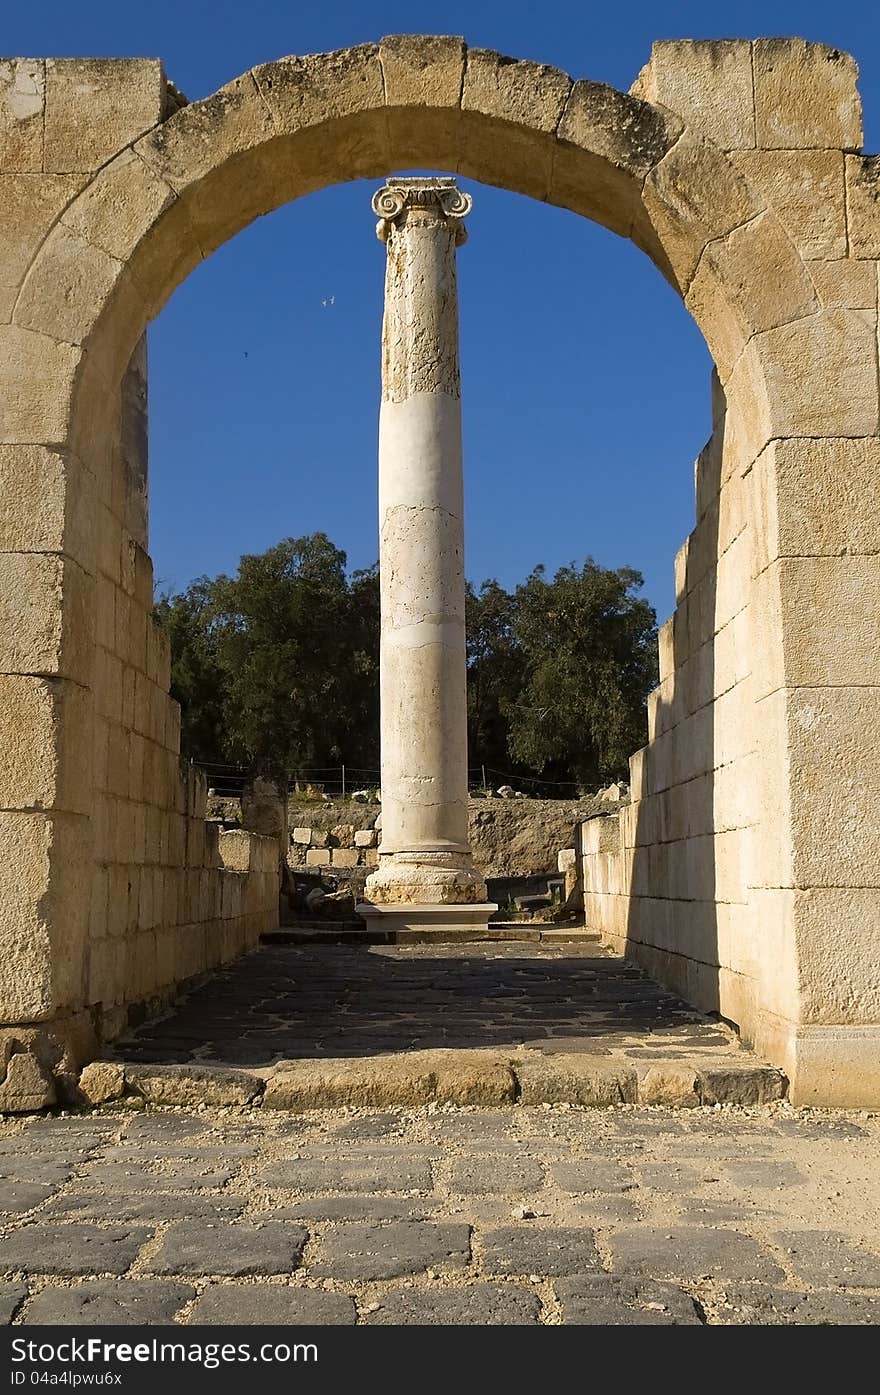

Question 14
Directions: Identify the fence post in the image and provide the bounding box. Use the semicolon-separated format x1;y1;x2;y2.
341;764;346;800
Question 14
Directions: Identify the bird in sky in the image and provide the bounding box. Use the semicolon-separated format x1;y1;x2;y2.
321;295;335;307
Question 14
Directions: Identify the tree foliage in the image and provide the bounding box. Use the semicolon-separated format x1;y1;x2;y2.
157;537;657;791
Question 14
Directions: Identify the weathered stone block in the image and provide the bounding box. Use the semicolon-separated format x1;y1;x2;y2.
732;149;846;261
0;1048;56;1113
752;39;862;151
516;1053;637;1106
305;848;330;867
125;1063;263;1107
44;59;166;174
632;39;755;151
0;59;45;172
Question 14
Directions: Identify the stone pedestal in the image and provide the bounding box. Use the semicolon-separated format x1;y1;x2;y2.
361;177;495;936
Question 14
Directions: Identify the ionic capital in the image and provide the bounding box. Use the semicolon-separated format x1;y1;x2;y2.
372;176;472;244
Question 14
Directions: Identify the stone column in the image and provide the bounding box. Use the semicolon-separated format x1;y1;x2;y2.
360;177;495;936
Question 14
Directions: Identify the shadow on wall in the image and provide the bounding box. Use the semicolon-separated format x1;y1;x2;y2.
623;372;747;1029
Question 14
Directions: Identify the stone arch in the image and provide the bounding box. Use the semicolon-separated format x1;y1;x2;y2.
1;36;878;1107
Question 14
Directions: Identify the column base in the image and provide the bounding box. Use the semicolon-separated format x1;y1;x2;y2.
364;851;487;905
356;901;499;942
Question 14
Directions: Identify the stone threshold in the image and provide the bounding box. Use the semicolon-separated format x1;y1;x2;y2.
263;924;599;946
74;1050;788;1114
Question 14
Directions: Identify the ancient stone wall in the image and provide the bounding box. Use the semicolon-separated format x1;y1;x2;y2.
1;37;879;1104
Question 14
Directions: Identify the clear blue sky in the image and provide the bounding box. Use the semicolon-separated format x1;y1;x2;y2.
8;2;879;621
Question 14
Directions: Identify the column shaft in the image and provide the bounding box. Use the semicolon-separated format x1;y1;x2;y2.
363;178;489;914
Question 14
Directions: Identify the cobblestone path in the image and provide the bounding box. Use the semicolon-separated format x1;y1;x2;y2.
1;1101;878;1325
113;943;738;1067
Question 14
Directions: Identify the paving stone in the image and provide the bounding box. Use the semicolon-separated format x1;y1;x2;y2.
312;1222;471;1281
448;1156;545;1194
187;1284;356;1325
0;1283;27;1325
330;1113;404;1141
0;1181;58;1214
720;1160;807;1189
772;1118;866;1140
556;1275;701;1325
714;1282;880;1325
98;1144;256;1164
148;1221;308;1277
634;1163;709;1192
571;1194;643;1223
78;1160;236;1190
43;1194;248;1222
0;1159;72;1185
774;1230;880;1287
21;1282;196;1325
276;1198;431;1223
122;1115;209;1143
0;1224;149;1276
608;1226;784;1282
480;1225;600;1277
551;1160;634;1193
258;1156;432;1193
364;1283;540;1325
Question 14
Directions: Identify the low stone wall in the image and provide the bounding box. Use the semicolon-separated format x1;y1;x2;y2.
207;795;625;881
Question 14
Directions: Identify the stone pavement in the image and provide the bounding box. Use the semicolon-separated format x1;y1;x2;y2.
1;1101;879;1325
114;942;743;1066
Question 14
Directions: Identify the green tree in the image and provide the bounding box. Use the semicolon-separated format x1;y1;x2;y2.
506;560;657;788
466;579;523;776
154;580;226;764
156;534;381;783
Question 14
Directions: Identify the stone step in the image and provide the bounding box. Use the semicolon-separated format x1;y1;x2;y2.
77;1053;788;1112
261;924;600;947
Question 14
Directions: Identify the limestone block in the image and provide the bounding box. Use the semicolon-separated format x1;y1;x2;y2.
78;1059;124;1105
753;438;880;572
0;173;85;306
674;539;689;602
731;150;846;261
0;1048;56;1112
752;40;861;151
59;146;175;271
220;870;243;920
331;847;360;869
354;828;376;848
729;308;878;461
806;258;877;310
462;50;570;201
845;156;880;260
219;828;254;873
769;556;880;691
785;686;880;890
0;811;89;1019
0;324;82;443
310;829;329;848
0;59;45;172
685;209;818;382
641;131;758;294
126;1061;262;1106
555;80;681;242
44;59;165;174
557;848;576;873
657;617;675;683
291;826;312;846
305;848;330;868
516;1054;637;1107
631;39;755;151
380;33;463;163
0;553;92;684
0;675;91;815
330;823;355;848
638;1065;700;1107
